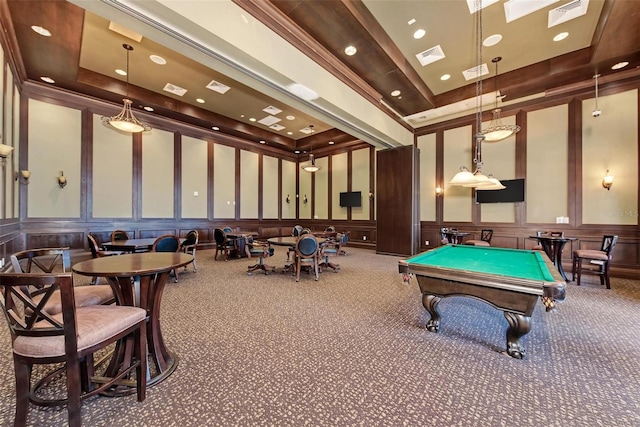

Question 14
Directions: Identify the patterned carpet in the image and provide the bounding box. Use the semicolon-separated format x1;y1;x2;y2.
0;247;638;426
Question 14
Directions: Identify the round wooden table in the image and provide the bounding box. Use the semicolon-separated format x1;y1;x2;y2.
72;252;193;388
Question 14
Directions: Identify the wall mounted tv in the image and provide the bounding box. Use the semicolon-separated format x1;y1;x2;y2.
339;191;362;207
475;179;525;203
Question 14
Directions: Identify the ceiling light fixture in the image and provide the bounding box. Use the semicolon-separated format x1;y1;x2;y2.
553;32;569;42
482;57;521;142
611;61;628;70
301;125;321;173
101;44;151;133
592;73;601;117
413;29;426;39
450;0;504;190
344;45;357;56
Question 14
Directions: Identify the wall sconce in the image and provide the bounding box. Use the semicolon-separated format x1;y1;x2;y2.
602;170;613;190
286;194;290;204
57;171;67;188
435;186;443;196
15;170;30;184
0;142;14;167
303;194;308;204
369;190;374;201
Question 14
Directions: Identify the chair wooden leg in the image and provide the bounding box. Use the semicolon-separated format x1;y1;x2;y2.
604;262;611;289
64;356;82;427
571;256;577;281
136;322;147;402
13;359;30;427
576;259;582;286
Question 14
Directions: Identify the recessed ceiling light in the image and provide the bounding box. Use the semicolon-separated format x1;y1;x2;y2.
483;34;502;47
413;29;426;39
344;45;357;56
149;55;167;65
31;26;51;37
143;106;154;112
196;98;205;104
115;69;127;76
440;74;451;81
553;32;569;42
249;118;256;122
286;115;295;120
259;140;266;144
329;141;335;145
294;150;301;154
40;76;55;84
287;132;293;135
391;90;401;97
240;114;245;118
408;18;416;25
611;61;629;70
212;126;220;131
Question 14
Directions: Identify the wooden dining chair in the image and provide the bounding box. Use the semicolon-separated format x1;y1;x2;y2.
572;235;618;289
10;247;115;313
466;229;493;246
181;230;199;272
294;235;320;282
246;236;276;275
0;272;147;427
152;235;181;282
110;229;131;242
320;233;344;272
87;234;123;284
214;228;236;261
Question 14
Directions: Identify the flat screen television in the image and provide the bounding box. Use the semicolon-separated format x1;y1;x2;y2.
475;179;525;203
339;191;362;207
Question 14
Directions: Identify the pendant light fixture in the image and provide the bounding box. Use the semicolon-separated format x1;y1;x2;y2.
301;125;321;172
482;56;520;142
102;44;151;133
592;73;601;117
449;0;504;190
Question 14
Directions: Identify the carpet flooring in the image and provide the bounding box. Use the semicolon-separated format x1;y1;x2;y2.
0;247;638;426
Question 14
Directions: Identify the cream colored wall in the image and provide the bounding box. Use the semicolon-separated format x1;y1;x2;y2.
12;84;19;219
282;160;296;219
351;148;370;220
418;133;436;221
299;165;312;219
27;100;81;218
3;62;12;219
240;150;259;218
480;115;517;222
526;105;569;223
331;153;348;220
582;89;638;225
92;115;134;218
181;136;208;218
314;157;329;220
443;126;473;222
141;129;174;218
262;155;279;219
213;143;236;218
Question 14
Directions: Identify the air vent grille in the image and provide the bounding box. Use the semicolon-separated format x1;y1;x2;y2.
415;45;445;67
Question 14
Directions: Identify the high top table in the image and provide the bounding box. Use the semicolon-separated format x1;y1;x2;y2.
529;234;577;281
72;252;193;388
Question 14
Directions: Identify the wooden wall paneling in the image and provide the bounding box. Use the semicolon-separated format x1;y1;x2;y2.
376;145;419;256
26;232;84;250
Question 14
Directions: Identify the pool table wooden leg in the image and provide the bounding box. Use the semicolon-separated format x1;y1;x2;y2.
422;294;441;333
503;312;531;359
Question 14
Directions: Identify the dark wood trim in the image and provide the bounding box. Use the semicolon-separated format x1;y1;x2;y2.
132;132;141;221
174;132;182;220
235;147;241;220
567;99;580;228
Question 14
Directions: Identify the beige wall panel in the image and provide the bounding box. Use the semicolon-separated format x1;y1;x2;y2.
240;150;259;218
480;115;517;223
351;148;370;220
526;105;569;223
299;165;312;220
262;155;279;219
12;84;20;218
582;90;638;225
314;157;329;220
181;136;208;218
92;114;134;218
282;160;296;219
27;100;81;218
213;143;236;219
418;133;436;221
142;129;174;218
3;67;12;219
332;153;348;220
443;126;473;222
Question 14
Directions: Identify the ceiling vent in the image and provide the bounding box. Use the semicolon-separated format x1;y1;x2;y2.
206;80;231;94
163;83;187;96
299;126;315;135
263;106;282;115
269;123;285;131
504;0;559;23
258;115;281;126
462;63;489;81
415;45;445;67
548;0;589;27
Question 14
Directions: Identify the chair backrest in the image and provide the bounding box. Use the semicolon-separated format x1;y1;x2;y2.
480;229;493;243
222;226;233;233
11;247;71;274
111;230;131;242
182;230;199;248
301;228;311;235
214;228;227;245
296;235;319;258
87;234;101;258
292;225;304;236
152;235;181;253
601;235;618;256
325;226;335;232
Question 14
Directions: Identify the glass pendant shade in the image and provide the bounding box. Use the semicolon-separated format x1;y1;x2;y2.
449;166;476;185
482;109;521;142
475;175;506;190
102;99;151;133
301;153;321;172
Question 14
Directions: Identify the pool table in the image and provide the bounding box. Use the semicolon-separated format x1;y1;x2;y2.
398;245;566;359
